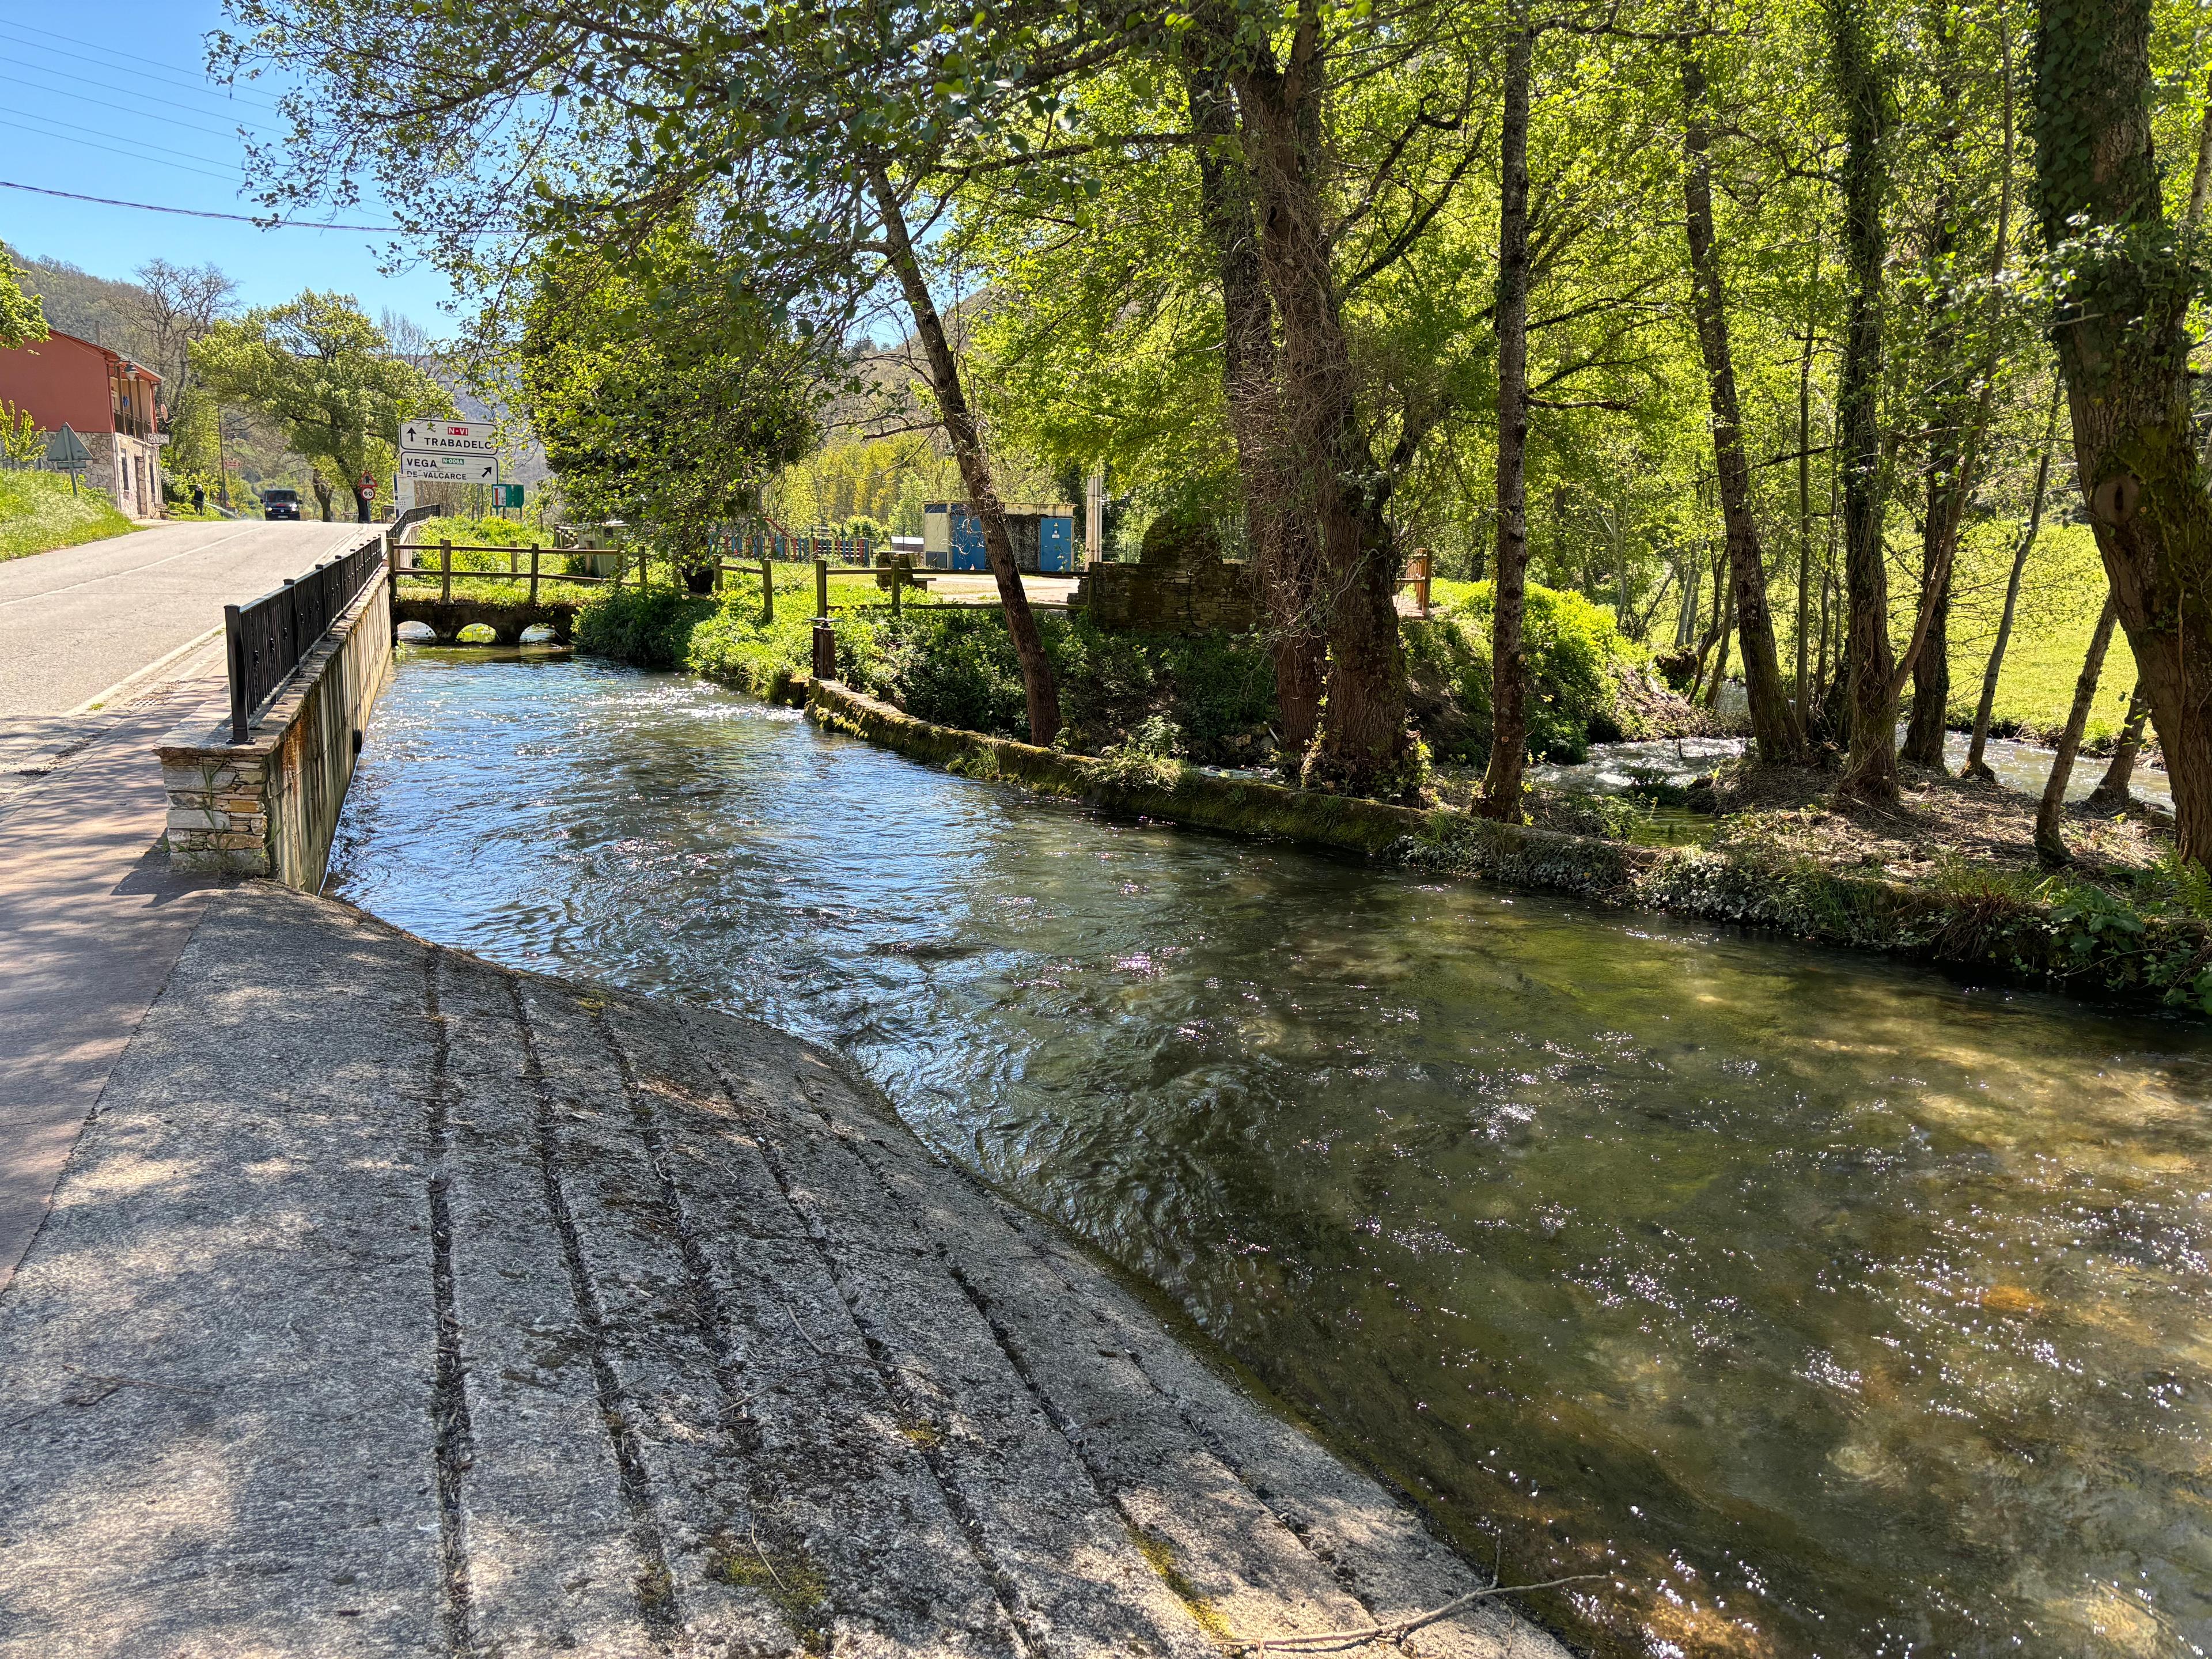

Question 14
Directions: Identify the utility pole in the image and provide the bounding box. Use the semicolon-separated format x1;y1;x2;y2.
1085;464;1104;565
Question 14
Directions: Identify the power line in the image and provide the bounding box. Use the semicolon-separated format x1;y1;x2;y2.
0;112;240;184
0;100;241;172
0;179;396;232
0;65;281;141
0;20;285;115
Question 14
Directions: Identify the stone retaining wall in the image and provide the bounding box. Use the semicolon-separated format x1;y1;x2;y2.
1073;551;1258;634
800;676;2212;1017
157;540;392;887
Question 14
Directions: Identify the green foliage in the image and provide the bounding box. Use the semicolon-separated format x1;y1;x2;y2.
572;589;718;666
1094;715;1188;788
510;232;820;567
1405;580;1639;764
0;401;42;464
0;469;133;561
192;293;446;502
576;587;1280;760
0;249;46;350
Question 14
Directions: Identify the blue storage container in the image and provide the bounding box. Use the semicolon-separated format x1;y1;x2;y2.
1039;514;1074;573
923;501;1080;574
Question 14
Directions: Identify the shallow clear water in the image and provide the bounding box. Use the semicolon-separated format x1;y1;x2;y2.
331;652;2212;1658
1536;732;2173;809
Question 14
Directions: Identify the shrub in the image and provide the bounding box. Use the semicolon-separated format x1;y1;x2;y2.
1404;580;1639;764
573;588;715;666
1093;714;1186;788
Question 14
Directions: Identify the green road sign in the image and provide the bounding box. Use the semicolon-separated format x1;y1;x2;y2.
495;483;525;507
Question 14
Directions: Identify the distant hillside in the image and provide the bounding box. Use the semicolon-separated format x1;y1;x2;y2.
3;247;154;362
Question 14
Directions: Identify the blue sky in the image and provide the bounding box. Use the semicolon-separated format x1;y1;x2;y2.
0;1;459;329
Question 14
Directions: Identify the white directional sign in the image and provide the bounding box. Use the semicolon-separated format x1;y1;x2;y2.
400;450;499;482
400;417;496;456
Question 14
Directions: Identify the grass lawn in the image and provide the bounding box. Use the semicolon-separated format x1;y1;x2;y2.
0;471;134;562
1941;521;2135;744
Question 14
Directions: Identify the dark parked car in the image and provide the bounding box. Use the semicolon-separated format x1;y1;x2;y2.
262;488;301;521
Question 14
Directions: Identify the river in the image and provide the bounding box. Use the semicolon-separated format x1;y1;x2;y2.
329;650;2212;1657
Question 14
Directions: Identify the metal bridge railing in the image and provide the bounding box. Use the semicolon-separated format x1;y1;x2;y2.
224;536;387;744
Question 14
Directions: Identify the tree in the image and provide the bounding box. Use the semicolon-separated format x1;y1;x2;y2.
510;234;819;585
224;0;1073;744
193;292;447;522
2033;0;2212;862
131;260;237;423
1479;19;1539;816
1678;37;1805;766
1187;59;1327;755
1826;0;1899;804
0;249;46;349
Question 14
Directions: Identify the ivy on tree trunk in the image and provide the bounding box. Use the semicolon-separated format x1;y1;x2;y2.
1827;0;1899;804
2033;0;2212;863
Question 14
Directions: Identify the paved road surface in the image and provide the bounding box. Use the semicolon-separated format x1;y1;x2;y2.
0;518;375;1288
0;518;373;716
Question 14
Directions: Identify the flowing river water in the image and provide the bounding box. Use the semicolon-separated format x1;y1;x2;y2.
329;650;2212;1658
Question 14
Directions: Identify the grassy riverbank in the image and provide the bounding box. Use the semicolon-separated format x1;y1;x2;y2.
0;470;134;561
577;578;1696;767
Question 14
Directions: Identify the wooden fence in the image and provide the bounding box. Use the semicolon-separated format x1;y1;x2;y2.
393;541;936;619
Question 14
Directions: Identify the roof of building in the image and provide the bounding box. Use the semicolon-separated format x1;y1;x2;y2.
33;328;162;384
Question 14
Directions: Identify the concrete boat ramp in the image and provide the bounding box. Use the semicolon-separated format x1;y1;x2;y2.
0;885;1564;1658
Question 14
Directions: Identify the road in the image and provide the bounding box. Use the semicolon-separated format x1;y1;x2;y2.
0;518;373;716
0;517;375;1289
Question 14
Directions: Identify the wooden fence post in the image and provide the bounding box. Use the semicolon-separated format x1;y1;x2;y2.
762;554;774;624
528;542;540;605
441;539;452;603
815;555;829;620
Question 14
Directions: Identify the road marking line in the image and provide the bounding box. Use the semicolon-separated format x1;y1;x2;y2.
0;524;265;609
66;624;225;715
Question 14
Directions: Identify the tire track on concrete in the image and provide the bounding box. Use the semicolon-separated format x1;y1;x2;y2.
694;1051;1051;1657
506;975;683;1646
421;948;481;1657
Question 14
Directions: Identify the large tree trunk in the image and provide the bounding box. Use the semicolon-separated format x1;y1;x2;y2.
1478;23;1536;819
1236;10;1411;794
2087;681;2153;812
2036;590;2119;864
1681;48;1804;763
1827;0;1898;804
1964;384;2061;779
1903;582;1952;765
2032;0;2212;862
866;161;1061;744
1185;63;1324;756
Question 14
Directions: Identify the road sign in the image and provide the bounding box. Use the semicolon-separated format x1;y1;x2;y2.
494;483;524;507
399;418;495;456
44;424;89;470
399;450;498;483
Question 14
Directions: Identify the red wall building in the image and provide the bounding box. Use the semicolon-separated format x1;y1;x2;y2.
0;328;164;518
